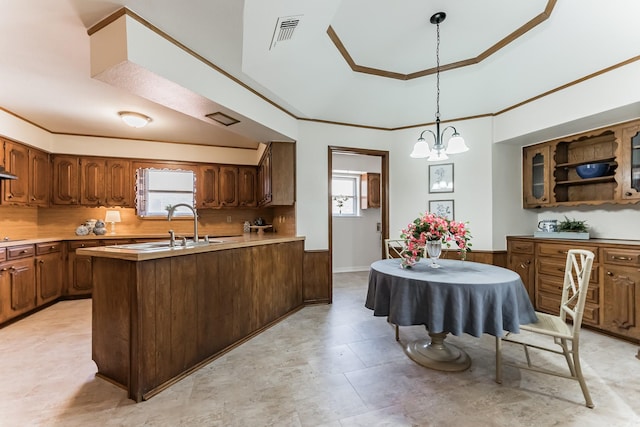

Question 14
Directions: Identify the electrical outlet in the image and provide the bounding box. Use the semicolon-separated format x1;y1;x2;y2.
226;216;232;223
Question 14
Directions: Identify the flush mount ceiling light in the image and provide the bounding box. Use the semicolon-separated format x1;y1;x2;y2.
118;111;152;128
206;112;240;126
410;12;469;161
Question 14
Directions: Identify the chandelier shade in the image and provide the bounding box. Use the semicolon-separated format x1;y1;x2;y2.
411;12;469;161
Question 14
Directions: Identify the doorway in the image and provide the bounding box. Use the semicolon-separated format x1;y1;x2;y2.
328;146;389;297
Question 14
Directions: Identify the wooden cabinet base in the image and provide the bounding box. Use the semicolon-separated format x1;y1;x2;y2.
91;241;303;402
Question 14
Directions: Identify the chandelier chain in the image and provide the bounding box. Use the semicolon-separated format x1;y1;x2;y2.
435;20;440;120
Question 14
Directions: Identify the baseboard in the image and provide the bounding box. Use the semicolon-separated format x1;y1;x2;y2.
332;266;370;273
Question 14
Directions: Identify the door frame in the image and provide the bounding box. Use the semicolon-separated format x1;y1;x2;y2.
328;146;390;297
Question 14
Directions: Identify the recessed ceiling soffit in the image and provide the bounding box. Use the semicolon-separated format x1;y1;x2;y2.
327;0;556;80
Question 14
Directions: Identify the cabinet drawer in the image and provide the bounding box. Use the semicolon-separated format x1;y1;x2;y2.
602;248;640;267
509;240;534;254
536;292;599;326
538;258;599;284
537;242;598;262
7;244;35;260
537;274;599;304
0;248;5;262
36;242;62;255
68;240;100;251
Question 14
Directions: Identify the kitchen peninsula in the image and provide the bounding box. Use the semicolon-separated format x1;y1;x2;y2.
77;234;304;402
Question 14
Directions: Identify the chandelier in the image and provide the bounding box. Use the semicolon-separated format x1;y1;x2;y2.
410;12;469;161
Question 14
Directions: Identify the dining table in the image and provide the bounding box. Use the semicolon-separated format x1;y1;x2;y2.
366;258;538;372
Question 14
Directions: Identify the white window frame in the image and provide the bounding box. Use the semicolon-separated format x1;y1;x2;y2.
136;168;196;218
331;173;360;217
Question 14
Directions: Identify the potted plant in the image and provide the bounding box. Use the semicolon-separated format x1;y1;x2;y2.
557;216;588;233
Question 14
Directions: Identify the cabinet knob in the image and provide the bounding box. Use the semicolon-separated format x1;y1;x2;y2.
607;271;614;276
625;192;633;197
7;193;12;199
39;259;45;264
541;197;547;201
20;249;28;254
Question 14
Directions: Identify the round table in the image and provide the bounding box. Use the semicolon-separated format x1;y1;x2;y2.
366;258;537;371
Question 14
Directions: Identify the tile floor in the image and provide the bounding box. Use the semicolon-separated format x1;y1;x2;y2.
0;272;638;426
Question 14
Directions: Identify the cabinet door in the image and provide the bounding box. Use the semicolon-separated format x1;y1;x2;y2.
238;166;257;207
105;159;132;207
219;166;239;207
197;165;219;208
508;253;534;303
80;157;106;206
259;147;272;206
52;155;80;205
619;123;640;201
36;250;63;306
603;265;640;340
2;140;29;204
8;258;36;317
29;148;50;207
361;172;381;209
66;241;99;296
523;144;551;208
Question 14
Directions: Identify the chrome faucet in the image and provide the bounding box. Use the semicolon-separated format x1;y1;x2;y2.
167;203;198;243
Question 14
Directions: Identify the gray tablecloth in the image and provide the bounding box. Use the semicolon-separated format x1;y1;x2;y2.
366;258;538;337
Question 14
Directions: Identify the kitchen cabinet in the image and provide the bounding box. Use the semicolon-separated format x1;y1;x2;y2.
602;247;640;340
522;118;640;208
618;121;640;201
197;164;219;208
506;238;535;302
507;236;640;342
2;141;50;207
258;141;295;207
238;166;257;207
29;147;50;206
35;242;63;305
522;143;551;208
66;240;99;296
0;244;36;322
52;154;80;205
2;140;29;205
360;172;381;209
80;157;133;207
219;165;239;207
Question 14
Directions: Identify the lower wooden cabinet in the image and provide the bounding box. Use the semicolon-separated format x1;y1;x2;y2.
507;236;640;343
0;244;36;323
35;242;63;305
66;240;100;296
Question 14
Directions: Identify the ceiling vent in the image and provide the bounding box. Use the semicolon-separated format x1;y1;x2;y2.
270;15;302;50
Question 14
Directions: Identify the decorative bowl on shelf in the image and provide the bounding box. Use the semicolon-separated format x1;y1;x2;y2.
576;162;609;179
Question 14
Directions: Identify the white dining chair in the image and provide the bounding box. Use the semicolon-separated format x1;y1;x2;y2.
384;239;407;341
495;249;595;408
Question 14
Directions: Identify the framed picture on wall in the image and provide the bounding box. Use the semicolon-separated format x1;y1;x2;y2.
428;163;454;193
429;199;454;220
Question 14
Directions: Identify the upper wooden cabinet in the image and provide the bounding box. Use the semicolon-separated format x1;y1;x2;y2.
522;143;551;208
522;119;640;208
258;142;295;207
2;140;29;205
198;164;219;208
53;155;133;207
51;154;80;205
360;172;381;209
1;140;49;207
219;165;239;207
618;121;640;202
238;166;257;207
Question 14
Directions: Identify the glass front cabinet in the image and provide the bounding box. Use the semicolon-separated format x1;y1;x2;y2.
620;122;640;201
523;143;551;208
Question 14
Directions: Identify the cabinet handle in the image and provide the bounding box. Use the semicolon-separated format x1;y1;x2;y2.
607;271;614;276
558;250;568;254
50;246;56;250
39;259;45;264
625;192;633;197
541;197;547;201
0;267;7;272
20;249;28;254
611;256;633;261
7;193;12;199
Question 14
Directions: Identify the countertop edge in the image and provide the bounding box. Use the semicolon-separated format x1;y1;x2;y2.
76;235;305;261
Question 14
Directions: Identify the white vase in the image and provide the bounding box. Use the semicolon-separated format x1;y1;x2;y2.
426;240;442;268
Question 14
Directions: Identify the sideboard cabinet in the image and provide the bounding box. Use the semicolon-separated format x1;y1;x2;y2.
507;236;640;343
522;118;640;208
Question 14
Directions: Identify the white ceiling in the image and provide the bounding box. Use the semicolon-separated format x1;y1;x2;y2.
1;0;640;149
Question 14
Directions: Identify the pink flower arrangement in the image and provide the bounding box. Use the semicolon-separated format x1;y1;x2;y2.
400;212;472;264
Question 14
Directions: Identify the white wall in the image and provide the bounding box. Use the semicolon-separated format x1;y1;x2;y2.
331;153;381;272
